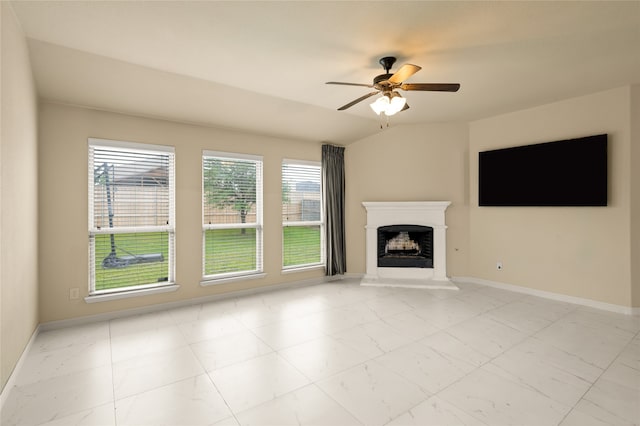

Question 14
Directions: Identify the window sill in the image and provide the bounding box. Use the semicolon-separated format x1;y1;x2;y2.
281;264;325;274
85;284;180;303
200;272;266;287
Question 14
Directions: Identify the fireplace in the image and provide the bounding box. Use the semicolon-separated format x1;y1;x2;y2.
378;225;433;268
361;201;456;289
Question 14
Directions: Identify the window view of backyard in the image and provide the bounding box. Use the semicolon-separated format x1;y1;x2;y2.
89;141;174;293
91;148;323;291
93;232;169;291
203;228;257;276
283;226;322;267
202;226;321;275
203;155;262;277
282;161;324;268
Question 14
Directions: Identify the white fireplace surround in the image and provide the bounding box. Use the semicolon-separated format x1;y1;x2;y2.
361;201;457;290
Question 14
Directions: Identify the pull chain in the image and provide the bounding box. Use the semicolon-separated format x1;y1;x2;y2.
379;114;391;129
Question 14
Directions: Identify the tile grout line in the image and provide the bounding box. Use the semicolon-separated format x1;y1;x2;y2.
175;304;243;425
311;381;366;426
6;279;636;426
108;320;118;426
387;295;581;426
555;327;640;426
297;285;524;425
234;287;416;424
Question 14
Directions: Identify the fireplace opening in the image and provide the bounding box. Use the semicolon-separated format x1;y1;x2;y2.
377;225;433;268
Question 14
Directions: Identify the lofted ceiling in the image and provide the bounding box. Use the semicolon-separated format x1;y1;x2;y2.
9;1;640;145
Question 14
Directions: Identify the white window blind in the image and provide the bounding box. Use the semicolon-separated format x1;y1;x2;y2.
282;160;324;269
202;151;263;279
88;139;175;293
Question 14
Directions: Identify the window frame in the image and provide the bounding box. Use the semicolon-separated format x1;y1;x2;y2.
281;159;325;272
201;150;264;284
88;138;176;296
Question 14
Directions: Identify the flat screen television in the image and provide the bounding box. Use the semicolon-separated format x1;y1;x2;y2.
479;134;607;207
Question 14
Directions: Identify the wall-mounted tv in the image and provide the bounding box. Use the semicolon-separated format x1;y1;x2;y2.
479;134;607;207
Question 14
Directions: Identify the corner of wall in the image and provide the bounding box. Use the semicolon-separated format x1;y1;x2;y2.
1;0;40;393
344;122;471;277
630;84;640;307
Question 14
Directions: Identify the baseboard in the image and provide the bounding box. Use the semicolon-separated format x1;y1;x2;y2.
4;274;636;411
4;275;349;408
39;275;343;332
361;276;459;290
342;272;364;280
1;325;40;411
452;276;639;316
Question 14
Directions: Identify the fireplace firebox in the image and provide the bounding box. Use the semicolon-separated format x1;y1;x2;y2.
377;225;433;268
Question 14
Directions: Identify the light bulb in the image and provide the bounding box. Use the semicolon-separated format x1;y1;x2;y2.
386;96;406;116
370;95;390;115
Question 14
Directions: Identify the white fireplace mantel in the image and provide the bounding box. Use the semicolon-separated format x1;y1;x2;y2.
361;201;457;290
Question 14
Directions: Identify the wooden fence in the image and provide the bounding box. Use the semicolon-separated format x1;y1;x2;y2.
94;186;319;227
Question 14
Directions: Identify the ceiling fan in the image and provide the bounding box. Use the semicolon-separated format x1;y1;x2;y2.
326;56;460;116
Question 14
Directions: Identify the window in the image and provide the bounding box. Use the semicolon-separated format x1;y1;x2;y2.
202;151;263;281
88;139;175;294
282;160;324;269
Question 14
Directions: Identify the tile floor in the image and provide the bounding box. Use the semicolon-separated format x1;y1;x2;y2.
2;278;639;426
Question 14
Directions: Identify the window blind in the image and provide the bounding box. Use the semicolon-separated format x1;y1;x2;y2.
282;160;324;269
88;139;175;293
202;151;263;278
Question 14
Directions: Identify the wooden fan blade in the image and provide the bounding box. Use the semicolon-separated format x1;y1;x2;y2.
400;83;460;92
337;91;380;111
400;102;410;112
388;64;422;84
326;82;374;88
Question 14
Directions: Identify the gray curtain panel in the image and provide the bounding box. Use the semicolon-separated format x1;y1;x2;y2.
322;144;346;275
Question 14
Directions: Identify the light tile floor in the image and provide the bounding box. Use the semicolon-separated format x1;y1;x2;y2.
2;278;639;426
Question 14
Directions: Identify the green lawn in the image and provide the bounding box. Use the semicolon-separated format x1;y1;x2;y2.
283;226;321;267
94;227;322;290
93;232;169;291
204;228;257;275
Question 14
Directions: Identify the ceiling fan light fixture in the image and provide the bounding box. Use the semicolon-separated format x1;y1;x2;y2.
387;92;406;115
370;92;406;116
370;95;390;115
328;56;460;115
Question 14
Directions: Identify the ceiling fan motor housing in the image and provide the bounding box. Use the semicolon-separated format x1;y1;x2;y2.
374;57;398;87
373;73;394;85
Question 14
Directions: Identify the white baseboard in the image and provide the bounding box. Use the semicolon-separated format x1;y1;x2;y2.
39;275;341;332
342;272;364;280
452;276;640;316
3;274;349;410
1;325;40;411
361;277;459;290
8;274;635;412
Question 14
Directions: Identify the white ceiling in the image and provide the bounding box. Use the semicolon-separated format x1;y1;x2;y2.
10;1;640;144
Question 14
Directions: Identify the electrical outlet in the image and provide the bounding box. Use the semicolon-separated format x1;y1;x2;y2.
496;261;503;271
69;288;80;300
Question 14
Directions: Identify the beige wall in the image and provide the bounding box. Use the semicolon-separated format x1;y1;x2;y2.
469;87;634;307
631;85;640;307
38;102;324;323
1;3;40;392
344;123;470;276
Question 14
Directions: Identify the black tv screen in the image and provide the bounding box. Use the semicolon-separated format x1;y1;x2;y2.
479;134;607;207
